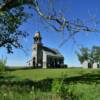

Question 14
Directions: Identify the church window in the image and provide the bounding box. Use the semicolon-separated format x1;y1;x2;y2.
34;48;36;50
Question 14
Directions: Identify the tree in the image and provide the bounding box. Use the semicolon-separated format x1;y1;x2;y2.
77;46;100;64
91;46;100;64
76;48;90;64
0;3;30;53
0;0;100;53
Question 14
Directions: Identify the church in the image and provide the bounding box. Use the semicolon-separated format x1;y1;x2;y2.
27;32;64;68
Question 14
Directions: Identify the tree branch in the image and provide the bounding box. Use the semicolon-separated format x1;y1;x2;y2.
0;0;100;49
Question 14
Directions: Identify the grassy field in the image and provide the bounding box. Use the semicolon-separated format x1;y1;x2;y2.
8;68;100;80
0;68;100;100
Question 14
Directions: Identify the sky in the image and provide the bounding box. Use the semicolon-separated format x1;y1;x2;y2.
0;0;100;67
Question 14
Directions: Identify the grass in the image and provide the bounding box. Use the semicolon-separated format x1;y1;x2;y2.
8;68;100;81
0;68;100;100
0;90;60;100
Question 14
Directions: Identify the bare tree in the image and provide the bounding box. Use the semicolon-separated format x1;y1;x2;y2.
0;0;100;52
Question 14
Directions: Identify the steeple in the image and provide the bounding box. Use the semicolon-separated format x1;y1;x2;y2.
33;31;42;44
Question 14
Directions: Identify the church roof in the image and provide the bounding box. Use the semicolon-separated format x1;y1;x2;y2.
42;46;64;58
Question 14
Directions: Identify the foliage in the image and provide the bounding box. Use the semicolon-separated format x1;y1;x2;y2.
77;46;100;64
0;6;29;53
76;48;90;63
0;0;100;52
91;46;100;63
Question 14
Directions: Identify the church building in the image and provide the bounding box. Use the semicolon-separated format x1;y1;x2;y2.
27;32;64;68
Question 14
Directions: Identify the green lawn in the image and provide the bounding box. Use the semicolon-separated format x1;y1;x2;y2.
8;68;100;81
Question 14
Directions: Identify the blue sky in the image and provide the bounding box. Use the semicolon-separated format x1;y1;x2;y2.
0;0;100;67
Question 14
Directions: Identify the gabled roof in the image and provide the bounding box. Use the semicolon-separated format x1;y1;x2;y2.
43;46;64;58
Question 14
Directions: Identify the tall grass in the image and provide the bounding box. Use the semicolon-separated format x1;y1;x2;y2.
52;79;100;100
0;57;7;73
0;78;99;100
0;90;60;100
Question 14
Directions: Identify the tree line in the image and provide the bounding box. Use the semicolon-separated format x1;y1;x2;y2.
77;46;100;65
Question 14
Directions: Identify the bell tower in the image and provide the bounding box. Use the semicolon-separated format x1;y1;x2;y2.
33;31;42;45
32;32;43;68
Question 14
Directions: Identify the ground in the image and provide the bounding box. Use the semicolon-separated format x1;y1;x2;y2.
0;68;100;100
8;68;100;80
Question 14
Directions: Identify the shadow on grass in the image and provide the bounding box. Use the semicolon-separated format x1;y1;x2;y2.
0;75;53;92
0;75;15;79
64;73;100;84
0;72;100;92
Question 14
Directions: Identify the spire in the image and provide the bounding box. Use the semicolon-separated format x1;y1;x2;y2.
33;31;42;44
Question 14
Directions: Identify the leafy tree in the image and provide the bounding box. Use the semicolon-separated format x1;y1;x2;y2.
91;46;100;63
76;48;90;64
0;7;29;53
77;46;100;64
0;0;100;52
